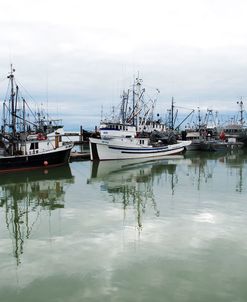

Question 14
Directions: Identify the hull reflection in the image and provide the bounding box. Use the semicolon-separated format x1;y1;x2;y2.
88;151;247;230
88;156;188;229
0;164;74;265
90;155;186;179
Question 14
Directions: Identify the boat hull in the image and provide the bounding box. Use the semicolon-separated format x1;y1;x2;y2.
185;140;202;151
199;140;244;152
89;138;190;160
0;145;72;173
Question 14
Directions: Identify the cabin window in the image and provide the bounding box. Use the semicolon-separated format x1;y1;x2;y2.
140;139;145;144
30;142;39;150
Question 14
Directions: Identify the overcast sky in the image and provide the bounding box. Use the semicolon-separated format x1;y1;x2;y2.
0;0;247;129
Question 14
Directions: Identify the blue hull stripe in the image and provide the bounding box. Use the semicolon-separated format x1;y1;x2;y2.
109;146;169;151
108;145;183;154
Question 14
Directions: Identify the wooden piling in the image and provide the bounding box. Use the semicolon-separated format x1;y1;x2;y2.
79;125;83;143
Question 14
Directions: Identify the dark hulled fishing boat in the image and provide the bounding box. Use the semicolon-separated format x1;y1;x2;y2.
0;65;73;173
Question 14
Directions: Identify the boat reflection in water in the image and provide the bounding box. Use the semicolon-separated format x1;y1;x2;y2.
185;150;247;192
88;151;247;230
88;156;186;229
0;165;74;265
221;151;247;193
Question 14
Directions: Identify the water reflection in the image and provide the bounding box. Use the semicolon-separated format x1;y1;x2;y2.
88;156;186;229
224;152;247;192
88;151;247;229
185;150;247;192
0;165;74;265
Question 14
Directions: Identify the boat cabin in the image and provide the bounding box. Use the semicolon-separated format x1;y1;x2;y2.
100;122;136;139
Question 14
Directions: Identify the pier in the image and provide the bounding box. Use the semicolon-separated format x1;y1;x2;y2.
63;126;95;145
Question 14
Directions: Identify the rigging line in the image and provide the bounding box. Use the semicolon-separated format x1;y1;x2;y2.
12;113;37;127
0;77;8;84
22;98;38;122
14;78;39;106
143;83;160;91
175;105;195;111
144;94;158;104
3;81;11;102
10;78;39;122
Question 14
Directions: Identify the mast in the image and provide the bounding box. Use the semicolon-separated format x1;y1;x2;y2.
7;64;16;137
22;98;26;133
6;65;17;154
132;79;135;126
2;101;6;134
237;99;244;126
120;91;125;123
135;76;142;131
121;90;129;124
198;107;201;129
171;97;174;130
124;89;129;124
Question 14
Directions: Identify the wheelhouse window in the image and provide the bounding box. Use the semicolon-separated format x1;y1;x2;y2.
30;142;39;150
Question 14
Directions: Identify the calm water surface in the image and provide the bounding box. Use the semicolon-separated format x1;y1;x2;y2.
0;150;247;302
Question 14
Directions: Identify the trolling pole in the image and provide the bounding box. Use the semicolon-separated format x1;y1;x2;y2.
175;109;195;131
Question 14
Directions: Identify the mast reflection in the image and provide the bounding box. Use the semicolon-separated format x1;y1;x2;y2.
88;156;184;229
0;165;74;265
185;150;247;192
88;151;247;230
224;151;247;193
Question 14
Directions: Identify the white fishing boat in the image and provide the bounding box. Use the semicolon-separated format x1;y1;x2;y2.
91;75;190;160
89;136;191;160
99;76;166;139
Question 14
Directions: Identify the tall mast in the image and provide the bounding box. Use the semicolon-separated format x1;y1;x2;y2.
2;102;6;134
135;76;142;131
124;89;129;124
121;90;129;124
237;99;244;126
197;107;201;129
7;64;16;136
22;98;26;133
171;97;174;130
132;79;135;126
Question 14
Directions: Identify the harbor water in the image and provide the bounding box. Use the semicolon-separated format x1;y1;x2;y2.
0;150;247;302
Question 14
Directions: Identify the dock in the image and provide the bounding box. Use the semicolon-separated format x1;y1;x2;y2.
70;151;90;161
63;126;95;145
63;133;89;145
